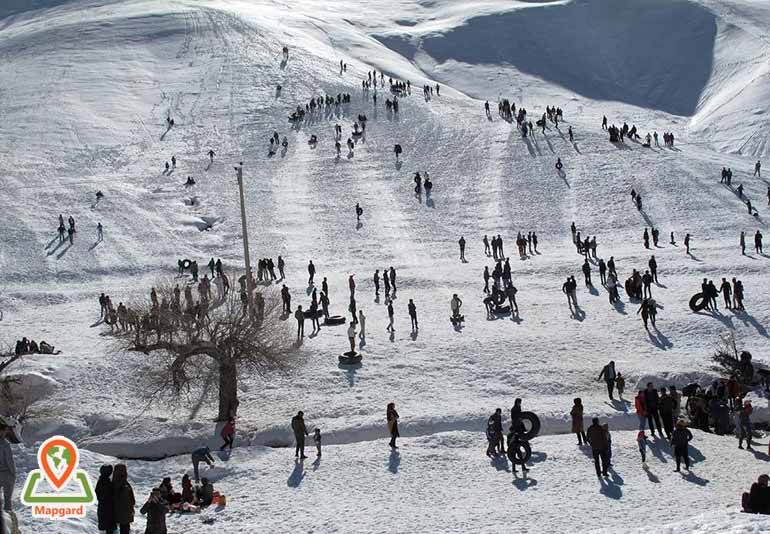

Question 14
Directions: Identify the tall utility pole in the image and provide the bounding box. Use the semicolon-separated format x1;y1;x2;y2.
235;162;253;299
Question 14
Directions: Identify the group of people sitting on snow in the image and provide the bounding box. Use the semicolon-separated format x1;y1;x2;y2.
14;337;57;355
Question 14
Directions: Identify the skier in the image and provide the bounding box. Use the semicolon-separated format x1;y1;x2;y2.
459;236;466;261
291;411;309;459
408;299;418;330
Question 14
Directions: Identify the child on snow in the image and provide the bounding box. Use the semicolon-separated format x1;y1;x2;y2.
313;428;322;457
637;431;647;464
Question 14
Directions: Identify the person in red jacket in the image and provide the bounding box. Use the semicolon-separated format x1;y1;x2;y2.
220;418;235;451
635;390;647;431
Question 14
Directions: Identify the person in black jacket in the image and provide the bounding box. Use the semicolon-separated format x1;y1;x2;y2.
644;383;662;437
112;463;135;534
96;464;116;534
670;420;693;472
658;388;676;440
140;488;168;534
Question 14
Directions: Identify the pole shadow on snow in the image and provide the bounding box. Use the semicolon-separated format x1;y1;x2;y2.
523;137;536;158
388;449;400;474
88;241;101;251
312;457;321;471
604;400;628;413
287;459;305;488
647;438;670;463
612;300;627;315
205;161;213;172
543;133;555;154
160;126;172;141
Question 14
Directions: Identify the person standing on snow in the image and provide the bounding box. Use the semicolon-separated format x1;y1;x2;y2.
644;383;662;437
191;447;214;482
738;400;754;451
755;230;763;255
671;420;693;472
598;361;617;400
373;270;380;297
571;398;587;446
386;299;395;332
307;260;316;285
450;294;463;319
347;322;357;353
358;310;366;340
586;418;610;477
96;465;116;533
208;149;215;162
407;299;418;330
459;236;466;262
387;403;400;449
755;160;761;177
220;418;235;451
112;464;135;533
292;411;309;459
295;305;305;339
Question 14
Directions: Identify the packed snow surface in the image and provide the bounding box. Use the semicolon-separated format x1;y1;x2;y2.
1;0;770;532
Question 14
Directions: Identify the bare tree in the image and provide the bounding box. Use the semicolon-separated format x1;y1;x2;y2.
112;280;297;421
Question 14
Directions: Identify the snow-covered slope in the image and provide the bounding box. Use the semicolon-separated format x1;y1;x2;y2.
1;0;770;532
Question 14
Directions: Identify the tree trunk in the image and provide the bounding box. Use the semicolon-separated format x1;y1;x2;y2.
217;358;239;421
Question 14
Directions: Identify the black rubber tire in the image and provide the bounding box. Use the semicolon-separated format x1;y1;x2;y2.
689;293;709;312
506;439;532;465
303;309;322;319
339;353;362;365
517;411;541;441
493;305;511;315
492;291;506;306
181;259;192;270
324;315;346;326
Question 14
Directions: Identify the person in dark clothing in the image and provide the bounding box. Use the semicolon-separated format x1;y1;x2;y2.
191;447;214;482
373;270;380;296
598;361;616;399
598;259;607;285
571;398;587;445
670;420;693;472
749;475;770;514
140;488;168;534
491;408;505;454
292;411;309;459
509;398;523;435
648;256;658;284
96;465;117;534
582;259;592;286
659;388;675;440
408;299;418;330
307;260;316;285
387;403;400;448
112;464;135;534
756;230;764;255
483;266;491;293
459;236;466;261
586;418;610;477
295;305;305;338
644;383;662;437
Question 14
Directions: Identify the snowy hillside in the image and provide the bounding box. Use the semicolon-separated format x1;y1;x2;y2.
1;0;770;532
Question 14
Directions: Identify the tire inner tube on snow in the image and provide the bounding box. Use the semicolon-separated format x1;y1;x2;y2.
492;291;506;306
689;293;709;312
624;278;634;298
506;438;532;465
181;259;192;270
517;411;541;441
324;315;346;326
493;305;511;315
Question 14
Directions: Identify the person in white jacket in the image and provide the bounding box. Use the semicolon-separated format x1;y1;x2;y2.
347;322;357;353
0;425;15;513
